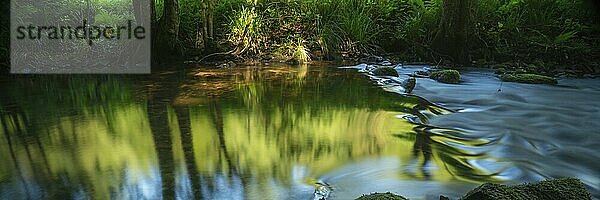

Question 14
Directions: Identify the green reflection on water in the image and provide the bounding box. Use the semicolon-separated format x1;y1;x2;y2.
0;66;496;199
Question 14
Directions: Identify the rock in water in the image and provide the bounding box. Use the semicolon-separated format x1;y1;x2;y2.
462;178;592;200
373;67;399;77
412;70;431;78
355;192;409;200
499;73;558;85
403;77;416;93
430;70;461;84
313;182;332;200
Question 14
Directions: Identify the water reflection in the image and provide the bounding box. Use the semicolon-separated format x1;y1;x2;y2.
0;66;498;199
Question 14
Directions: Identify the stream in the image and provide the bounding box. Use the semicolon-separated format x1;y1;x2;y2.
0;64;598;200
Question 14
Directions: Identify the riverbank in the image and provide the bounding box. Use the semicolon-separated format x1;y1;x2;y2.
181;53;600;83
151;0;600;78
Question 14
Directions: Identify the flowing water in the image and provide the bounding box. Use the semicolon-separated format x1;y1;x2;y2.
0;65;598;200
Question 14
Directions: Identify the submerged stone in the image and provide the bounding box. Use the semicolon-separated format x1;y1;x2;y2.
355;192;408;200
403;77;416;93
461;178;592;200
373;67;399;76
499;73;558;85
430;70;461;84
313;182;332;200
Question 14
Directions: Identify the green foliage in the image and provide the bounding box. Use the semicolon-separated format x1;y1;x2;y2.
178;0;202;48
208;0;436;60
227;6;266;56
309;0;414;57
273;38;311;64
292;39;311;64
430;70;461;84
154;0;164;20
554;31;577;44
165;0;599;68
472;0;599;67
499;73;558;85
391;0;441;59
333;0;380;54
95;10;129;25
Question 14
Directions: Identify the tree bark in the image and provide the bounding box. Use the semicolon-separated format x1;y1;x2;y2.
432;0;472;66
201;0;216;49
157;0;180;56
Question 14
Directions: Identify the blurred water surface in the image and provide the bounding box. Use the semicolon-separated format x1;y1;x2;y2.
0;65;597;199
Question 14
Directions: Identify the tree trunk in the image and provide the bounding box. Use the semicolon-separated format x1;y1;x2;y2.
157;0;180;56
201;0;216;49
432;0;472;66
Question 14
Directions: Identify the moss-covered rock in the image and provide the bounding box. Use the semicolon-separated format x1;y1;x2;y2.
403;77;416;93
461;178;591;200
500;73;558;85
430;70;461;84
355;192;408;200
373;67;399;76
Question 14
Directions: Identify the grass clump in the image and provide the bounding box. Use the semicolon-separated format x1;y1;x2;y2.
430;70;461;84
227;6;266;56
373;67;399;76
500;73;558;85
274;38;311;64
291;39;311;64
355;192;408;200
461;178;592;200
